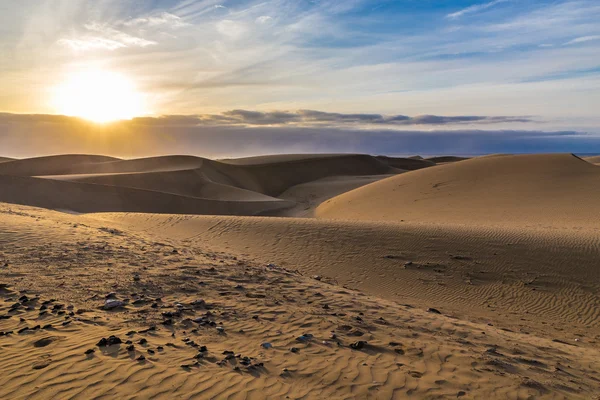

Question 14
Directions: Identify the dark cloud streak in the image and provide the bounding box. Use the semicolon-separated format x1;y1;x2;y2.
0;112;594;159
127;109;533;127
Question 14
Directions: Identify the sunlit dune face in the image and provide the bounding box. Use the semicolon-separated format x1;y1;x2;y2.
53;69;145;123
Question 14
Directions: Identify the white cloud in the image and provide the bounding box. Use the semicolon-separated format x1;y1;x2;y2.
58;22;157;52
216;20;247;39
124;12;189;28
564;35;600;45
447;0;507;19
256;16;273;24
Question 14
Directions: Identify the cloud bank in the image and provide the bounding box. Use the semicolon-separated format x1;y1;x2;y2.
129;110;533;127
0;113;595;159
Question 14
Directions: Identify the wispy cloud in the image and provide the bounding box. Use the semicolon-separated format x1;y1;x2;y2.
564;35;600;45
0;0;599;133
58;22;157;51
123;12;189;28
447;0;508;19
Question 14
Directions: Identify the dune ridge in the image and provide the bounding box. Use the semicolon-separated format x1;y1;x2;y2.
0;153;426;216
317;153;600;229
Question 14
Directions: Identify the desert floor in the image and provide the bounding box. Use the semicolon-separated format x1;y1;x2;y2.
1;153;599;399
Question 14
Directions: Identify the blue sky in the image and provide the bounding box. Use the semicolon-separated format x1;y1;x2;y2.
0;0;599;156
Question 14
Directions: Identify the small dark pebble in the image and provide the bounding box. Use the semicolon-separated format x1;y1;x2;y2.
428;308;442;314
350;341;367;350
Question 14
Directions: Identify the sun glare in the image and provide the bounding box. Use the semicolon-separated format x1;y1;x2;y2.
53;69;145;123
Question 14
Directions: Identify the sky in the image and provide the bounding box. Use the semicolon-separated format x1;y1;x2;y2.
0;0;599;157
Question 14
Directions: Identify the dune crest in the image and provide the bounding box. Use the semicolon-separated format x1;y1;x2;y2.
317;153;600;229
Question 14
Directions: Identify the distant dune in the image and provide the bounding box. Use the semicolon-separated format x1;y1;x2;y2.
424;155;470;163
0;153;427;215
317;153;600;228
584;155;600;164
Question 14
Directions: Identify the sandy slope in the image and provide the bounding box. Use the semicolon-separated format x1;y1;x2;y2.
0;153;416;216
270;175;395;217
1;203;599;399
0;175;291;215
0;157;14;163
317;153;600;229
2;152;600;398
584;155;600;164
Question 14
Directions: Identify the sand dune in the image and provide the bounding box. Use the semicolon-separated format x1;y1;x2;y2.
0;175;291;215
584;155;600;164
0;153;418;216
0;157;14;163
0;154;121;176
271;175;395;217
425;155;470;163
1;203;599;399
43;170;280;202
2;152;600;398
318;153;600;228
214;154;403;197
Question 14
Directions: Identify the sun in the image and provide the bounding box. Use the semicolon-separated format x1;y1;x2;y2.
53;69;146;123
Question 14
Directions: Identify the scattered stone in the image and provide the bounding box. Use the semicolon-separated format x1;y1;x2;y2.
296;334;313;342
138;338;148;345
33;337;55;347
85;349;95;355
428;308;442;314
261;342;273;349
97;335;122;347
137;355;145;361
350;341;367;350
126;345;135;352
103;299;125;310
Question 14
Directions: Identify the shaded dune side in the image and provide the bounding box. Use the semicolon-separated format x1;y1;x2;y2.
44;169;281;202
425;156;470;163
209;154;404;197
0;154;121;176
0;153;431;215
0;157;15;163
270;175;396;217
317;153;600;228
0;175;291;215
375;155;435;170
